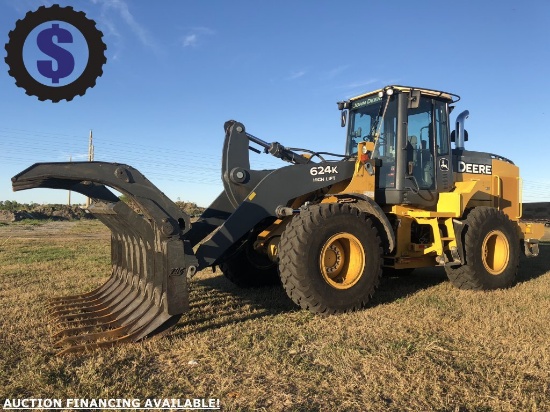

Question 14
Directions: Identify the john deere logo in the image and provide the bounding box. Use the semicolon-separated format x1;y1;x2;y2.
4;4;107;102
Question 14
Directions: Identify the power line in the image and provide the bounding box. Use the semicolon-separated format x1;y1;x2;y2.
3;127;549;202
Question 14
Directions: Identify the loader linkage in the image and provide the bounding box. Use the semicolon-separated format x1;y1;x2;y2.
12;162;197;355
11;121;355;354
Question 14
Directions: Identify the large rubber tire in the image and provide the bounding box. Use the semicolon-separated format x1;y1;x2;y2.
278;203;383;314
220;242;280;288
445;207;520;290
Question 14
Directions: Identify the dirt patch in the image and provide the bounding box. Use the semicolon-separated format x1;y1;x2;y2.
0;210;35;222
0;220;109;240
0;205;94;223
522;202;550;223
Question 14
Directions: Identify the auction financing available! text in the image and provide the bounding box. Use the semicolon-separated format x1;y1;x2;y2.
3;398;221;410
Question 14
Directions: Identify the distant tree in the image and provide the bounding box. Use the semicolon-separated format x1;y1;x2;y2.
174;200;205;217
0;200;23;211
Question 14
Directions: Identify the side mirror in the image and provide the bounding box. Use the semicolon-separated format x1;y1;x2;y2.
341;110;347;127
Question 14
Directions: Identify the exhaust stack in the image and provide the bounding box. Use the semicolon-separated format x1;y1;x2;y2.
455;110;469;150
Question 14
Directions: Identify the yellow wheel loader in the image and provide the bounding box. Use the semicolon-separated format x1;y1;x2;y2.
12;85;545;354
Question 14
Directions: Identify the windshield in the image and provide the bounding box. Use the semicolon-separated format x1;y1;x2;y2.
346;96;384;155
347;94;398;188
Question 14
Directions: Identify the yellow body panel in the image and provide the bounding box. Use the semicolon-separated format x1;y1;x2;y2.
453;158;521;219
381;157;541;268
385;205;458;268
258;142;544;269
491;159;521;219
437;180;483;217
326;141;377;199
518;221;545;241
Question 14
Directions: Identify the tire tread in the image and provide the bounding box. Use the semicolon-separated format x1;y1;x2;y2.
279;203;382;314
446;207;519;290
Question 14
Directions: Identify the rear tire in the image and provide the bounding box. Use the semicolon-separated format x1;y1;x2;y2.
445;207;519;290
220;243;280;288
278;203;383;314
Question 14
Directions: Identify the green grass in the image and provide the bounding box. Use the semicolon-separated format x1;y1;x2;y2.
0;221;549;411
11;218;54;226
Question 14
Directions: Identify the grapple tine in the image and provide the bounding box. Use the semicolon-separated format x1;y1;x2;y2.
50;279;131;317
55;281;143;325
49;281;120;312
49;245;126;309
56;329;149;356
57;339;130;355
53;286;147;332
52;276;181;353
48;282;119;310
11;162;197;355
48;276;118;305
54;299;154;346
52;294;146;338
54;284;138;322
53;300;162;350
52;318;120;340
56;310;182;356
54;325;134;348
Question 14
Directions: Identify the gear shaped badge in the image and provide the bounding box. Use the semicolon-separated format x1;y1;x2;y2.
5;5;107;102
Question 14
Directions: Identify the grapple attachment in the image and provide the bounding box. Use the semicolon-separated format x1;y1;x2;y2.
12;162;197;355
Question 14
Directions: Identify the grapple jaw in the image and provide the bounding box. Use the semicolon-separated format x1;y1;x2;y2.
12;162;197;355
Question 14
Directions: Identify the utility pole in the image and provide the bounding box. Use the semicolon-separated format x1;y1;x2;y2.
68;155;72;206
85;130;94;208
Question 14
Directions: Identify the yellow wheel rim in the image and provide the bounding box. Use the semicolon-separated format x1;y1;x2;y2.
320;233;365;289
481;230;510;275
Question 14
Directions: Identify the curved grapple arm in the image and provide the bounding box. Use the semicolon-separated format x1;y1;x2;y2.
12;162;197;355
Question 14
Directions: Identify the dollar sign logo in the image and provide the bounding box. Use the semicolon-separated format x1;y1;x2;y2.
36;23;75;84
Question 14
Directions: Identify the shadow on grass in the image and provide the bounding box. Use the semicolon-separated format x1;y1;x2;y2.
194;274;293;308
172;267;449;337
371;266;448;306
170;275;297;337
172;246;550;336
517;243;550;283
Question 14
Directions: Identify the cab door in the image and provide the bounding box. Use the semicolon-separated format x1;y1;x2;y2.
433;100;453;192
404;96;453;205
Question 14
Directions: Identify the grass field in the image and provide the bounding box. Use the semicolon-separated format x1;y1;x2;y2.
0;220;549;411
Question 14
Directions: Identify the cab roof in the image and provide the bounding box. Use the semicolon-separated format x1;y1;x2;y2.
350;85;460;103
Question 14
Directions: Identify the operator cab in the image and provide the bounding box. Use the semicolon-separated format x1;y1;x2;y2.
339;85;460;207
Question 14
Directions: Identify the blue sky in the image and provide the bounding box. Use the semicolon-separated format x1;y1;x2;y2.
1;0;550;206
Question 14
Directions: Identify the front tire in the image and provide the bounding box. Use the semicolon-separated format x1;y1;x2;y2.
445;207;520;290
278;203;383;314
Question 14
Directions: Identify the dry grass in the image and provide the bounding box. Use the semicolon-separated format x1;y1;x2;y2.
0;221;549;411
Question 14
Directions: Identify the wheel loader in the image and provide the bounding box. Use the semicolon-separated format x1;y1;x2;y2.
12;85;545;354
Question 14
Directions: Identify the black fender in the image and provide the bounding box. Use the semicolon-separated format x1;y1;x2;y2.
195;160;356;268
330;193;395;253
452;218;466;265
